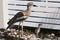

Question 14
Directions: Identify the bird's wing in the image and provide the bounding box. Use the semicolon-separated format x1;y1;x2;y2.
7;12;24;25
16;16;27;20
13;16;27;23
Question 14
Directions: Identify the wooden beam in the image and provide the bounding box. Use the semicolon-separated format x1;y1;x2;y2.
0;0;4;28
0;0;8;28
3;0;8;29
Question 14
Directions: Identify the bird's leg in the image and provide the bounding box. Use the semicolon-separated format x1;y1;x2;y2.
21;21;24;37
18;22;21;31
18;22;21;40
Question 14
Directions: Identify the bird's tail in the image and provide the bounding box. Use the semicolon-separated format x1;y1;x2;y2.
6;23;14;29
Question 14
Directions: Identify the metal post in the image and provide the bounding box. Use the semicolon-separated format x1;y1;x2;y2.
36;24;42;37
46;0;48;8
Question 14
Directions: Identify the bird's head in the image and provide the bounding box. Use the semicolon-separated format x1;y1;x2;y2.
27;2;33;7
25;2;33;16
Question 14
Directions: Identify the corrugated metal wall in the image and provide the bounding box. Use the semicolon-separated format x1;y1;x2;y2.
8;0;60;30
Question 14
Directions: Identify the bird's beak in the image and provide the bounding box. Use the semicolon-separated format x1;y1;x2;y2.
33;5;38;7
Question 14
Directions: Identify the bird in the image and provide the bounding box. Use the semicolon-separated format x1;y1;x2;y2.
6;2;33;29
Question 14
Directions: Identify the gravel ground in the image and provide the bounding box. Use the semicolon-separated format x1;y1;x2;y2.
0;37;60;40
